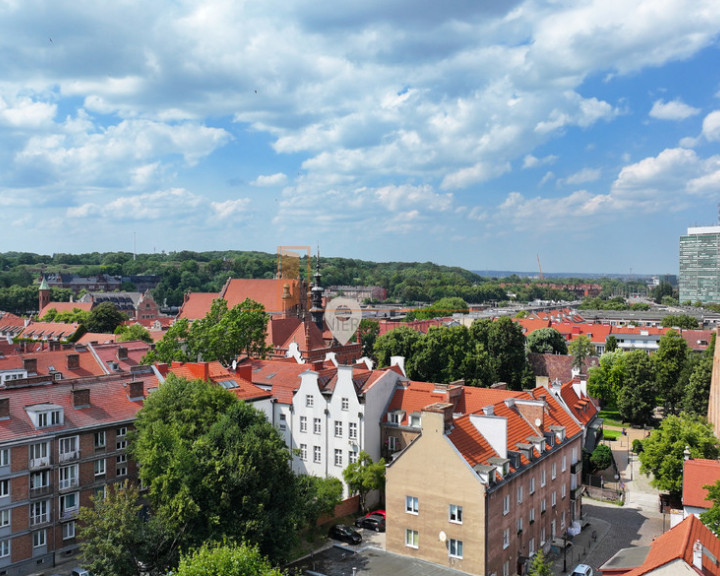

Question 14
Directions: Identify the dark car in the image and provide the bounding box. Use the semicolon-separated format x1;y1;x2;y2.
329;523;362;545
364;509;386;519
355;513;386;532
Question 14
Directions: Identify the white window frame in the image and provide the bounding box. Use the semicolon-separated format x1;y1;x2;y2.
0;539;8;557
300;416;307;433
449;538;463;559
0;480;8;498
529;477;535;494
529;537;535;556
300;444;307;461
517;517;523;533
313;445;321;464
334;420;343;437
30;500;49;525
517;485;523;503
0;509;9;527
348;451;357;464
313;418;321;435
388;436;399;451
562;483;567;499
541;468;546;487
529;507;535;523
62;521;75;540
94;459;106;477
552;462;557;480
449;504;463;524
94;431;106;449
405;529;419;549
349;422;358;439
59;464;78;491
341;397;349;410
334;449;342;467
562;455;567;472
503;528;510;549
33;529;46;548
0;449;8;467
503;494;510;515
305;394;314;407
406;495;419;514
60;492;78;517
59;436;78;461
552;491;557;507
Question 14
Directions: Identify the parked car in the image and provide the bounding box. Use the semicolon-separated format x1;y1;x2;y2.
71;569;92;576
570;564;594;576
328;523;362;545
355;513;386;532
364;509;386;519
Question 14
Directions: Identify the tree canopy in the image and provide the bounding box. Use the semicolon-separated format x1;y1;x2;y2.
175;543;285;576
616;350;657;426
661;314;699;329
115;323;154;343
654;330;691;416
526;327;568;355
131;374;301;562
639;413;719;496
590;444;613;472
701;480;720;536
569;334;594;373
343;450;385;512
86;301;129;333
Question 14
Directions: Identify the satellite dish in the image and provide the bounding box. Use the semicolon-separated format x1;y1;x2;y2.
439;530;447;542
535;418;542;427
231;359;237;371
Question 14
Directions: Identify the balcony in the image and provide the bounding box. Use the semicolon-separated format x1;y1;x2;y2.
29;484;53;499
29;513;51;527
59;478;79;492
571;485;584;500
60;507;78;521
571;461;582;474
58;450;79;463
29;457;51;470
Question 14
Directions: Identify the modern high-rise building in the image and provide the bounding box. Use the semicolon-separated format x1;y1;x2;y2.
679;226;720;304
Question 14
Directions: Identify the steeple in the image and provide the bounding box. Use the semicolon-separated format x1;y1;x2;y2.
38;276;50;314
310;250;324;331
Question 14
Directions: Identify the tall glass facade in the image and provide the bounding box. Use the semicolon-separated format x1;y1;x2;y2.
679;226;720;304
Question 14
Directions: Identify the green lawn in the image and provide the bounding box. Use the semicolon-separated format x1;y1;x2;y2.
602;429;620;441
598;409;625;428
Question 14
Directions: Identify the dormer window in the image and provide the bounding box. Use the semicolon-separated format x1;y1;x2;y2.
26;405;63;430
388;410;405;424
409;413;421;427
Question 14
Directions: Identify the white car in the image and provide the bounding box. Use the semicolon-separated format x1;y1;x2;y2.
570;564;593;576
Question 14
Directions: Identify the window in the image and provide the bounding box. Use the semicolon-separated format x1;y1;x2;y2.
541;498;547;513
406;495;418;514
572;447;578;464
334;420;343;437
562;455;567;472
552;491;557;507
334;449;342;467
341;397;349;411
33;529;46;548
503;528;510;549
449;538;463;558
503;560;510;576
306;394;314;407
517;485;523;503
449;504;462;523
0;539;8;557
94;459;106;477
517;517;523;533
561;510;566;530
540;468;546;487
29;441;49;466
313;446;321;464
349;422;358;439
300;444;307;461
117;437;127;451
30;471;48;491
348;451;357;464
59;465;78;490
279;414;286;430
0;480;8;498
117;426;127;437
36;409;61;429
30;500;49;525
117;466;127;478
95;486;106;500
388;436;399;451
313;418;321;434
503;494;510;515
0;449;8;467
405;529;418;548
62;521;75;540
552;462;557;480
94;431;106;449
117;453;127;465
529;507;535;523
300;416;307;433
529;477;535;494
562;484;567;499
60;492;78;517
541;527;546;546
529;537;535;555
0;509;9;527
59;436;78;461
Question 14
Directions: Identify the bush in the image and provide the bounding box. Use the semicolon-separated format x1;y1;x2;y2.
632;439;643;454
590;444;613;472
603;429;620;441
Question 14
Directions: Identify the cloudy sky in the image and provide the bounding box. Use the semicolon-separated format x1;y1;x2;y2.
2;0;720;275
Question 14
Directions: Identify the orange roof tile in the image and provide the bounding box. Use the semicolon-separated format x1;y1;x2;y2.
622;514;720;576
165;361;271;401
220;278;303;315
39;301;92;318
177;292;219;320
683;459;720;509
19;321;81;341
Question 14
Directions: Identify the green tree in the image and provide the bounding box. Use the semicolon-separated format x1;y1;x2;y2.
77;482;177;576
175;542;285;576
469;316;532;390
143;318;192;364
639;413;719;497
132;375;300;562
296;476;343;529
590;444;613;472
700;480;720;536
587;350;626;408
527;549;553;576
654;329;690;416
407;297;469;320
605;335;618;353
356;319;380;359
374;326;422;368
683;333;716;415
343;450;386;512
652;280;674;304
616;350;656;426
569;334;594;373
661;314;699;329
115;323;154;343
86;301;128;333
408;325;473;384
526;327;568;355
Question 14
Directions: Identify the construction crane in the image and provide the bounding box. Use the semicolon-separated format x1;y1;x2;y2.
537;254;544;280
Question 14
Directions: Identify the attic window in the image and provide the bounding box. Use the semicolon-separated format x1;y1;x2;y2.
388;410;404;424
218;380;238;389
409;413;421;427
26;405;63;429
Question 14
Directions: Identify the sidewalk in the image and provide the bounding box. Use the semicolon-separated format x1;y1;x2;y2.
551;514;611;575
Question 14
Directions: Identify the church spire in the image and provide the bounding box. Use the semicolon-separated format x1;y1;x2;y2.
310;250;324;331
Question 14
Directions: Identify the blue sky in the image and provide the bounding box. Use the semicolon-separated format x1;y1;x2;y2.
2;0;720;275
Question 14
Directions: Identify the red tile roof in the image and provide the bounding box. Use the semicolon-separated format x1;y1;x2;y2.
39;301;92;318
622;514;720;576
177;292;219;320
76;332;119;345
0;373;156;443
19;321;81;341
528;353;599;383
220;278;303;315
90;341;153;374
683;459;720;509
551;322;612;344
680;330;714;352
513;318;551;335
558;378;598;426
164;361;271;401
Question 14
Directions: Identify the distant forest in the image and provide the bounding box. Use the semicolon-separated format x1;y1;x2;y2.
0;250;649;315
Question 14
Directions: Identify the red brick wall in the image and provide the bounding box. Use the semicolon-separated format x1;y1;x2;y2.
317;495;360;526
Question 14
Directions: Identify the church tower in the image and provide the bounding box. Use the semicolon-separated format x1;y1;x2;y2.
38;277;51;315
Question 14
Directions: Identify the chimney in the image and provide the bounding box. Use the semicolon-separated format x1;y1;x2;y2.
235;363;252;382
693;539;703;570
390;356;406;376
423;402;454;433
67;354;80;370
72;389;90;408
117;347;128;360
0;398;9;420
128;380;144;401
23;358;37;373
